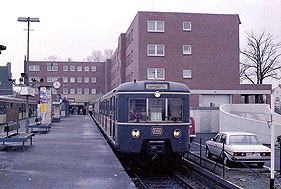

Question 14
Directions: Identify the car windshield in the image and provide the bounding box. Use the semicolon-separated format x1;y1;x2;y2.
229;135;262;145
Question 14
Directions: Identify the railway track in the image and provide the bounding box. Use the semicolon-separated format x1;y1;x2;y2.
134;170;196;189
91;116;240;188
132;158;240;189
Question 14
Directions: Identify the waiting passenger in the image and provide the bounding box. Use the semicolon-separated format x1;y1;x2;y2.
130;110;143;121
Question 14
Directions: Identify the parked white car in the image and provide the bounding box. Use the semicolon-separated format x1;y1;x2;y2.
205;132;271;167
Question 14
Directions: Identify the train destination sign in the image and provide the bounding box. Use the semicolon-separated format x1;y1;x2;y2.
145;83;168;90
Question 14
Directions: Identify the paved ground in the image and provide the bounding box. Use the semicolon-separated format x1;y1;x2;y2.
0;115;134;189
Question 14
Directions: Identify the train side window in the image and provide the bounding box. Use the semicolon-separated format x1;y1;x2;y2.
129;99;146;122
168;98;183;122
0;102;5;114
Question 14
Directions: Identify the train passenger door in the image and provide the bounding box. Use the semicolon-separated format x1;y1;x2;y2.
109;97;112;137
112;97;116;140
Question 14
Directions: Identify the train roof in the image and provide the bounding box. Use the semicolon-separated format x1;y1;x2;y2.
0;95;37;103
117;80;190;92
99;81;190;100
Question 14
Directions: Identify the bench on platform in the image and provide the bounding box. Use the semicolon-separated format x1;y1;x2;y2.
0;123;34;151
29;117;51;133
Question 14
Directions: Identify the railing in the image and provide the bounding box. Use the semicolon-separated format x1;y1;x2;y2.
196;138;261;179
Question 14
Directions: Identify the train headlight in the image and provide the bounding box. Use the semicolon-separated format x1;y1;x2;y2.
131;129;141;138
173;129;181;138
154;91;161;98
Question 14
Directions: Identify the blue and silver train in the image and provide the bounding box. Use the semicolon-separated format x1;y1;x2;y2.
92;80;190;163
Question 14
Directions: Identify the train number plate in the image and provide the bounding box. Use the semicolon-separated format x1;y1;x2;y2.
151;127;163;135
247;153;260;157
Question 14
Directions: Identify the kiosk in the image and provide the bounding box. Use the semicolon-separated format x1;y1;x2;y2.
52;101;61;122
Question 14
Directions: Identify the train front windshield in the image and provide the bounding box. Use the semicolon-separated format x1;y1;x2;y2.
128;98;183;122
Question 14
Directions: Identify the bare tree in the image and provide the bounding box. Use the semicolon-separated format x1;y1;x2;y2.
104;49;113;60
240;31;281;84
86;49;114;62
44;55;62;61
239;63;250;83
87;50;104;62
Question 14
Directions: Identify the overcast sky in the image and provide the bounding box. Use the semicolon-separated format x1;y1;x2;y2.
0;0;280;85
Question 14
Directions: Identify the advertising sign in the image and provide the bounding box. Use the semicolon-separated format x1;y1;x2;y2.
40;104;46;113
39;86;52;126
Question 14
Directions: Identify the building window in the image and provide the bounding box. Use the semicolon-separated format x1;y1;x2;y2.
63;66;68;71
77;88;82;94
91;88;96;94
70;88;75;94
29;65;40;71
70;77;75;83
92;66;96;72
70;66;75;71
77;77;82;83
183;69;192;79
77;66;82;71
84;77;89;83
147;20;164;32
52;77;59;82
84;66;89;71
183;45;192;55
183;21;191;31
47;65;52;71
35;65;40;71
47;77;52;83
91;77;96;83
47;64;58;71
62;77;68;83
63;88;68;94
147;44;164;56
52;65;58;71
147;68;165;80
84;88;89;94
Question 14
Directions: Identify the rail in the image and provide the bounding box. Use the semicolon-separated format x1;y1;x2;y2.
182;158;241;189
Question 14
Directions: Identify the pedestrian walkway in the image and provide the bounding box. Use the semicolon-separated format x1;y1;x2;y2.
0;115;135;188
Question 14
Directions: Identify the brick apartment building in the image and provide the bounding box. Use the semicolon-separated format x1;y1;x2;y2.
26;60;111;109
27;11;271;109
110;11;271;107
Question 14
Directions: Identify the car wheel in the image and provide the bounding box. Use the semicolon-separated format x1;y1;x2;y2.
257;162;264;168
206;148;212;159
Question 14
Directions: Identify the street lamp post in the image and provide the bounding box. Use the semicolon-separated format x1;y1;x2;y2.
18;17;40;133
270;113;275;189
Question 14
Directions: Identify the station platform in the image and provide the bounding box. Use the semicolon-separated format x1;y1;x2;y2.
0;115;135;188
